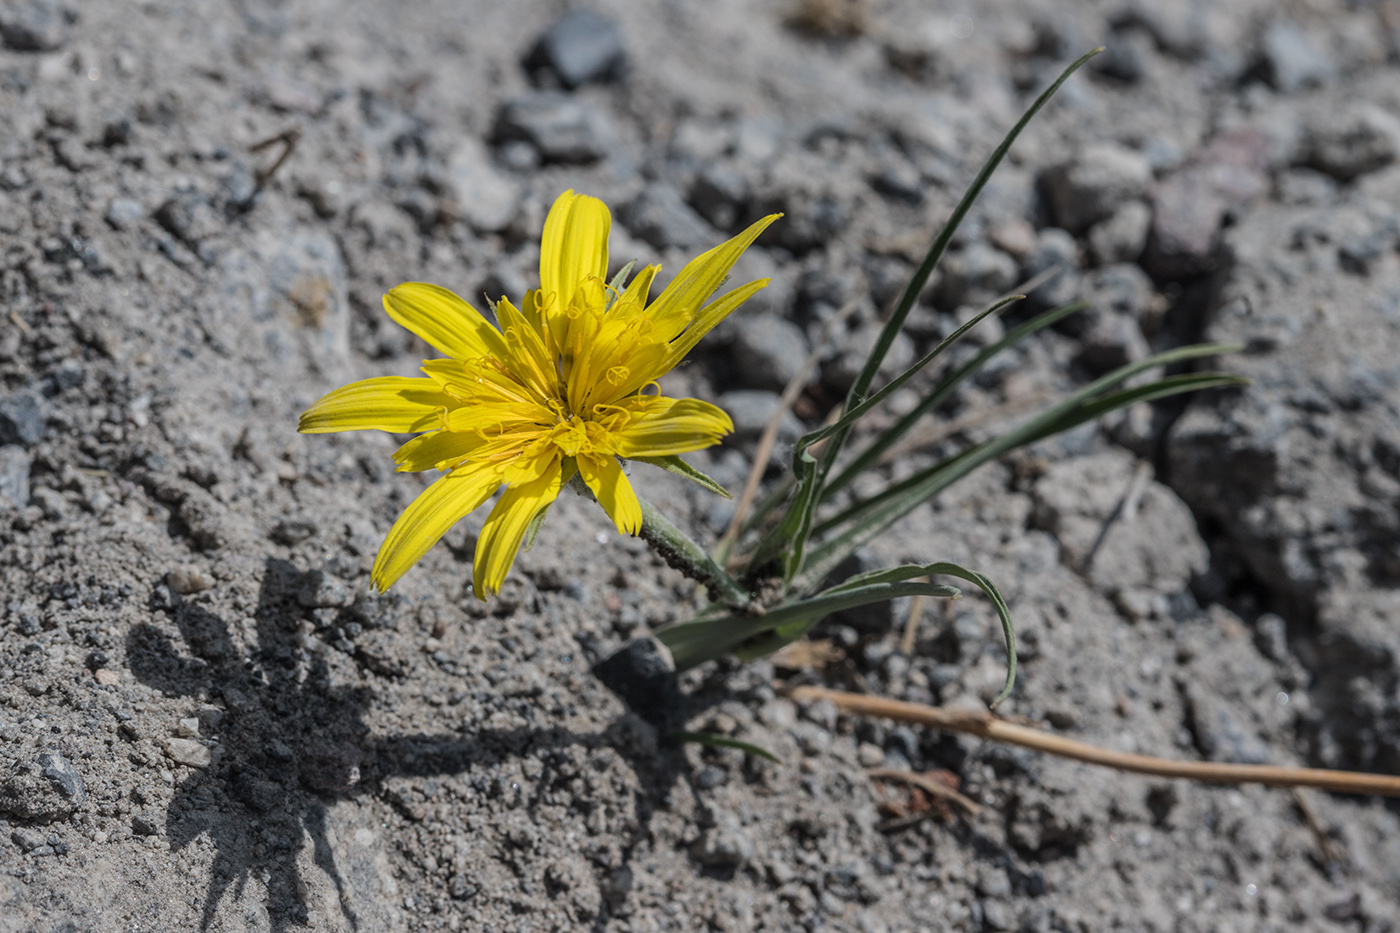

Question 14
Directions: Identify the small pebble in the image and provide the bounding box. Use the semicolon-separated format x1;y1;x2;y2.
165;738;212;769
166;566;213;595
857;742;885;768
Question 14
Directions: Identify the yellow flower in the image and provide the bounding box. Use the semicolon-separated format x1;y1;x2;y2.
300;191;779;597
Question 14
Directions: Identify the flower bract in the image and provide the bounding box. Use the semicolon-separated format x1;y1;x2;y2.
300;191;779;597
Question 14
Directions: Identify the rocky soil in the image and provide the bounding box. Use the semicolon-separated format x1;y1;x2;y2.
2;0;1399;930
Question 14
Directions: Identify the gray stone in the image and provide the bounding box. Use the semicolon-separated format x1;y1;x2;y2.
1116;0;1210;59
0;445;29;508
935;242;1019;308
822;323;915;393
1088;200;1152;265
620;183;713;251
131;811;161;836
726;313;809;392
1147;128;1270;278
38;750;83;801
445;137;521;234
1042;143;1152;233
869;160;925;204
297;569;354;608
1276;167;1340;207
1305;105;1400;183
1093;29;1153;83
1257;19;1334;93
1024;227;1080;309
526;9;626;89
1183;682;1270;764
166;566;214;595
155;190;221;245
105;197;144;230
1032;450;1208;594
271;517;317;545
493;93;612;165
233;771;285;814
0;749;86;822
221;162;258;211
11;827;46;852
165;738;213;769
300;741;363;793
592;636;677;729
0;0;69;51
0;391;44;446
690;811;753;869
767;193;848;255
688;165;749;231
1075;309;1150;375
220;224;351;370
1084;263;1155;321
716;389;803;445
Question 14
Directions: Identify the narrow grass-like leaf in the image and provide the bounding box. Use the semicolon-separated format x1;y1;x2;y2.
522;502;551;552
729;300;1084;553
824;301;1088;498
798;294;1024;454
605;259;638;309
820;562;965;596
835;48;1103;430
778;49;1103;584
632;455;732;498
918;562;1018;708
674;731;782;763
796;348;1243;591
745;448;818;579
657;579;965;671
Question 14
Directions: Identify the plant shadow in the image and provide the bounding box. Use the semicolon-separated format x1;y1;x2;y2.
125;557;696;931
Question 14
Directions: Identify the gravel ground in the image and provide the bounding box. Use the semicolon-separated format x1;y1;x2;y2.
2;0;1399;930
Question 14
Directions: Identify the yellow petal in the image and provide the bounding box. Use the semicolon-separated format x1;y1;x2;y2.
494;296;559;403
299;376;452;434
371;466;502;591
539;191;610;309
392;431;478;472
612;398;734;457
660;278;771;372
646;213;781;340
578;453;641;535
473;462;564;598
383;283;510;361
614;263;658;313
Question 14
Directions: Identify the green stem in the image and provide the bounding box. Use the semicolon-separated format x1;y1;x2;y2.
638;496;753;614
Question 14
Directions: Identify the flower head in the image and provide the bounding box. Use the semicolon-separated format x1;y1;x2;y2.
300;191;779;597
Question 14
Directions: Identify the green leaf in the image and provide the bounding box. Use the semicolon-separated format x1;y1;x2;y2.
919;562;1018;708
796;346;1244;591
657;578;963;672
778;49;1103;583
819;563;962;597
836;48;1103;426
796;293;1025;455
522;503;551;552
605;260;638;309
632;455;732;498
823;301;1088;498
745;447;818;580
674;731;782;763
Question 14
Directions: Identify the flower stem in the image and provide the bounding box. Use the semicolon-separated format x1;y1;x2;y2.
638;496;753;613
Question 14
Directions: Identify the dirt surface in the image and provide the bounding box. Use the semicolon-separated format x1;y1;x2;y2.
2;0;1400;930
